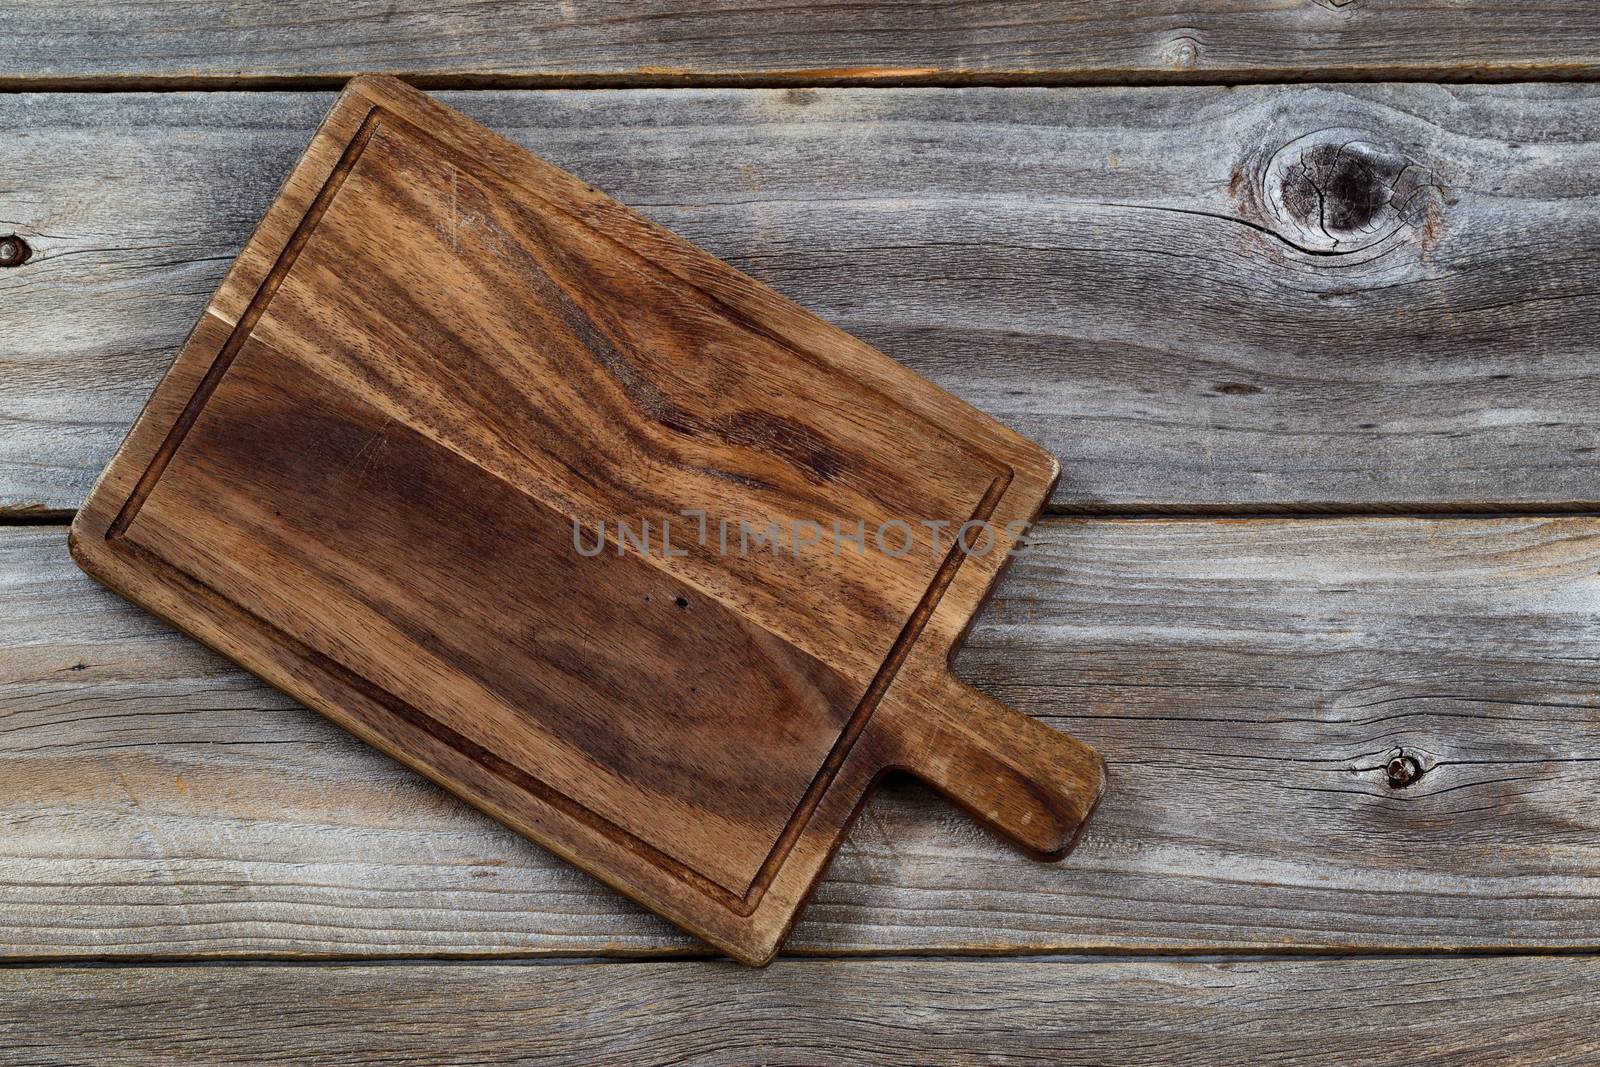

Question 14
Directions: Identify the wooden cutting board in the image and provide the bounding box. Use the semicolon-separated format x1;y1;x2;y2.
70;75;1105;965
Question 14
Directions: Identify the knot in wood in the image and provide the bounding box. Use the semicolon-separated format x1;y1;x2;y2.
0;234;31;268
1160;35;1200;70
1385;750;1423;789
1261;130;1440;255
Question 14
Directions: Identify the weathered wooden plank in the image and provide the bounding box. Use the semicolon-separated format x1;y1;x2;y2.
7;85;1600;515
2;956;1597;1066
6;515;1600;958
3;1;1600;86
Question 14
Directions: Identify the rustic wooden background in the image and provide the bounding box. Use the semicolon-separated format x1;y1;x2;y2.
4;3;1600;1063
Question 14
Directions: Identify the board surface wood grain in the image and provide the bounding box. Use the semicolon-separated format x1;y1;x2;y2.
9;85;1600;517
3;956;1598;1067
3;1;1600;86
66;76;1103;964
7;516;1599;958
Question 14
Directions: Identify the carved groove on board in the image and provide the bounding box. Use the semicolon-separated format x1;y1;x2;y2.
752;469;1013;897
108;107;385;540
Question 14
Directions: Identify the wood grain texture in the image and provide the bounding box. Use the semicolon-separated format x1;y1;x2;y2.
3;1;1600;86
67;76;1101;965
6;514;1600;958
3;957;1598;1066
8;84;1600;516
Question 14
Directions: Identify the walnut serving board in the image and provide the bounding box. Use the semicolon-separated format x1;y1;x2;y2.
70;76;1105;965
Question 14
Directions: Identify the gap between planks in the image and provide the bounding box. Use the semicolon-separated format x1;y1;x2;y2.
10;68;1600;94
12;504;1600;526
8;946;1600;971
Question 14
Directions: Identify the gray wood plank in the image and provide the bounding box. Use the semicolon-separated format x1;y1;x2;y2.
3;1;1600;86
7;85;1600;515
6;515;1600;958
2;956;1597;1066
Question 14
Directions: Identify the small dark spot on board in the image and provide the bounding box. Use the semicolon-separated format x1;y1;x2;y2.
785;88;818;106
1356;422;1377;430
1214;382;1263;396
1489;373;1512;381
0;234;31;268
675;596;689;610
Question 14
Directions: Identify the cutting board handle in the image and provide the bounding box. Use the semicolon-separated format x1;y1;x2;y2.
882;672;1105;859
